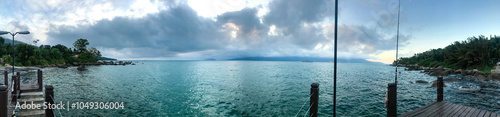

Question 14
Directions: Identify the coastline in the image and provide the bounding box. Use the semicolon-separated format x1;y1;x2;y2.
0;60;136;73
400;65;500;86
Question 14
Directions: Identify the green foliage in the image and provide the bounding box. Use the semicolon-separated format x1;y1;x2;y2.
73;39;89;54
2;55;12;65
0;38;102;66
397;35;500;71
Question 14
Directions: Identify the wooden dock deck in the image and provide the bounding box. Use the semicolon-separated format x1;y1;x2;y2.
2;70;55;117
387;76;499;117
399;101;499;117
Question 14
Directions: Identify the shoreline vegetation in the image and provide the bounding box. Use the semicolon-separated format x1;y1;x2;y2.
394;35;500;85
0;37;136;68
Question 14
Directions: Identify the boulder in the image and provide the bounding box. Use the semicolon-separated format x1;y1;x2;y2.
462;70;474;76
445;78;459;82
474;71;485;76
474;74;486;81
415;80;428;83
487;73;500;80
430;69;450;76
455;69;463;74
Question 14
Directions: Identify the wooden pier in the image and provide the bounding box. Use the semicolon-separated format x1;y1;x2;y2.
387;76;499;117
399;101;499;117
1;70;55;117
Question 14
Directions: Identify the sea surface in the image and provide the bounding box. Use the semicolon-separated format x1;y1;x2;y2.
13;61;500;116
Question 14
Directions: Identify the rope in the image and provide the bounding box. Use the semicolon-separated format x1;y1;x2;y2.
305;102;314;117
49;95;64;117
294;92;315;117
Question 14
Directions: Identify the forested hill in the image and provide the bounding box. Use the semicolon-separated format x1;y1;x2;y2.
396;35;500;72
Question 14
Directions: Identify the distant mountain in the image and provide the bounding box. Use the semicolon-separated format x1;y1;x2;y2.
2;38;27;45
98;57;117;60
205;58;216;61
228;56;375;63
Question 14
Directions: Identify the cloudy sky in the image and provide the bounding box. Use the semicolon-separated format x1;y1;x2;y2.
0;0;499;63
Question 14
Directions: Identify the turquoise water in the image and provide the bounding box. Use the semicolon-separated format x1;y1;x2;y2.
16;61;500;116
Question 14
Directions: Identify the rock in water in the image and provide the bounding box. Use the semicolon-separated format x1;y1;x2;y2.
415;80;428;83
474;74;486;81
77;65;87;71
455;69;463;74
430;69;450;76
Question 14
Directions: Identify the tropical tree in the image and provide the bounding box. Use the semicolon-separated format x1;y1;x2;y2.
73;38;89;54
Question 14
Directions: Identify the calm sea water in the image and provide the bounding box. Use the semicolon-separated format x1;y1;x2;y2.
16;61;500;116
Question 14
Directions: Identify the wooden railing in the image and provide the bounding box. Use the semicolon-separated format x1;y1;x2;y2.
0;70;53;117
386;76;444;117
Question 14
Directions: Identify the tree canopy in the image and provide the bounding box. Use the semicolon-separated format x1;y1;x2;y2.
73;38;89;54
0;37;102;66
396;35;500;72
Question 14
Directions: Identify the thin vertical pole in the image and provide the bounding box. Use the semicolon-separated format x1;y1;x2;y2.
11;34;14;77
395;0;401;83
333;0;338;116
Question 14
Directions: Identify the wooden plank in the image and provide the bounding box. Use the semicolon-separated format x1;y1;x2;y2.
458;106;472;117
20;84;40;93
493;112;500;117
478;110;486;117
440;102;461;117
423;101;452;117
466;107;481;117
429;102;457;117
398;101;439;117
484;110;492;117
453;106;469;117
430;102;458;117
447;103;467;117
401;101;499;117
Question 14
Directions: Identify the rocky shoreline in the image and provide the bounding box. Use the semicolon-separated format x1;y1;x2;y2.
401;65;500;87
42;60;136;68
0;60;136;72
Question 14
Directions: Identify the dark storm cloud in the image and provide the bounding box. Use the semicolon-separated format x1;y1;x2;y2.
47;4;228;57
262;0;334;49
46;0;411;59
217;8;266;35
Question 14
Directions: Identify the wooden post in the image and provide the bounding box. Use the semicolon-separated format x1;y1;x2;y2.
3;71;7;86
0;85;7;117
437;76;443;102
310;83;319;117
45;85;54;117
12;75;17;103
387;83;397;117
13;75;18;93
16;72;20;92
37;69;43;91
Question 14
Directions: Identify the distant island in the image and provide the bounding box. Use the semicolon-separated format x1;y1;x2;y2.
228;56;375;63
205;58;216;61
396;35;500;73
98;57;117;61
